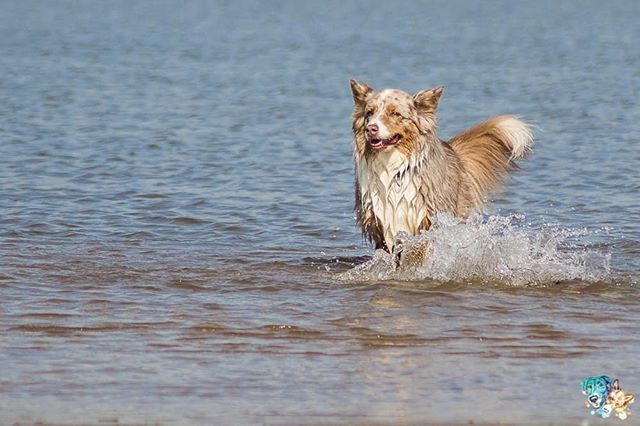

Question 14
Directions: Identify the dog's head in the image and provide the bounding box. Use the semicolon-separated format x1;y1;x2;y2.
350;80;443;157
608;379;635;410
581;376;612;409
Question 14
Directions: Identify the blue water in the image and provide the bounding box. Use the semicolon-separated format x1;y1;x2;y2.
1;1;639;424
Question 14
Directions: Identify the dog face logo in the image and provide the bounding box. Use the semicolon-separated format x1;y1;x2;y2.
608;379;636;420
350;80;443;155
581;376;634;420
581;375;612;408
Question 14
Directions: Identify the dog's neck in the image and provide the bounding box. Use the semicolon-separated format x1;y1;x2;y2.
356;135;444;250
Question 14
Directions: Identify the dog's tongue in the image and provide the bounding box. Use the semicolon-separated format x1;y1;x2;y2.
371;139;384;149
370;136;396;150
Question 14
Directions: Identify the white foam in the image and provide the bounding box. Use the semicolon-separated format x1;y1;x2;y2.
338;213;611;286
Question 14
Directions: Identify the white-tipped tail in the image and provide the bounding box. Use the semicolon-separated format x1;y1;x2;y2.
495;116;534;160
449;115;535;212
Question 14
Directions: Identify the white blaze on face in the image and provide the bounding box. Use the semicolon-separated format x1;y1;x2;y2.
368;109;392;140
367;90;400;140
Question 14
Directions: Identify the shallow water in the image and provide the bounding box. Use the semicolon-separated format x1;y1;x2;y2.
1;0;639;424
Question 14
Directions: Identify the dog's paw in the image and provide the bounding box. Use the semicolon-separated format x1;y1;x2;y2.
394;237;430;270
392;236;407;268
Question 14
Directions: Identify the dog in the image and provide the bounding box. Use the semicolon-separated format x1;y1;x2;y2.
350;80;533;260
606;379;635;420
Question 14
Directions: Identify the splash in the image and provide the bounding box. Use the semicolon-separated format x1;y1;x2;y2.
339;214;611;286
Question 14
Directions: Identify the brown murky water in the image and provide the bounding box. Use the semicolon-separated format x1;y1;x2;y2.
1;0;639;424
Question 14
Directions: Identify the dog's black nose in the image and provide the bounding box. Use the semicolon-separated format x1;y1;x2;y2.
366;123;379;136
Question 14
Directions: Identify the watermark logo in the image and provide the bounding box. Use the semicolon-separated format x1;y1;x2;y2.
581;376;635;420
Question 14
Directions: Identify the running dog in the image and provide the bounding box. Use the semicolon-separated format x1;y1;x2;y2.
350;80;533;258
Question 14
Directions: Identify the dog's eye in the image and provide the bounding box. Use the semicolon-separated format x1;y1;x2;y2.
392;111;403;118
365;110;373;118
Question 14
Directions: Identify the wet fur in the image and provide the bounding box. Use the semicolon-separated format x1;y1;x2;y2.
350;80;533;253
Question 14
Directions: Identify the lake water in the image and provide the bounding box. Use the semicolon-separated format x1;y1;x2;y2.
1;1;639;424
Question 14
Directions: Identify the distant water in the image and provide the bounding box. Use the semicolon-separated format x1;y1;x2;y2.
1;0;639;424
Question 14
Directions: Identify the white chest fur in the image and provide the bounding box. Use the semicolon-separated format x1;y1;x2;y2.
357;148;427;250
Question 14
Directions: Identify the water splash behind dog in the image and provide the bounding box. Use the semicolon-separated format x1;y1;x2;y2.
339;213;611;286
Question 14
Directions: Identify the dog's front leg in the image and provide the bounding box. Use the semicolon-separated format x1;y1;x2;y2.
392;237;430;270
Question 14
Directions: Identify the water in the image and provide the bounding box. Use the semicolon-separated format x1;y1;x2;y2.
1;0;639;424
340;213;614;286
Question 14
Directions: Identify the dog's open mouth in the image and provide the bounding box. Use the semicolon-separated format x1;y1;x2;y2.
369;134;400;150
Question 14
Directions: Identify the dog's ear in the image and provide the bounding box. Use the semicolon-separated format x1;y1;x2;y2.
625;394;635;405
413;86;444;114
350;80;373;105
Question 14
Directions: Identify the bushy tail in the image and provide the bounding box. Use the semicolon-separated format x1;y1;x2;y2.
449;115;533;209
